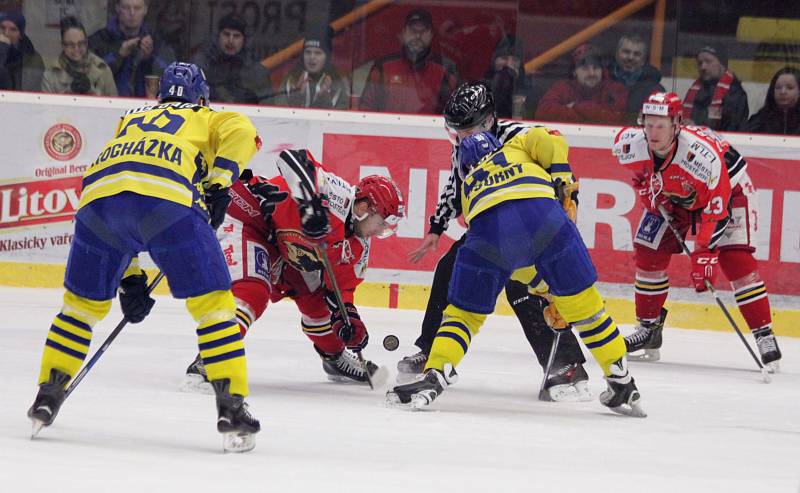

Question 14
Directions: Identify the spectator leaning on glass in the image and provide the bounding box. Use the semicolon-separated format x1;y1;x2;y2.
484;35;531;119
42;17;117;96
536;44;627;124
273;25;349;109
608;34;665;124
682;44;748;131
191;14;272;105
0;10;44;91
746;66;800;135
89;0;174;97
359;8;460;114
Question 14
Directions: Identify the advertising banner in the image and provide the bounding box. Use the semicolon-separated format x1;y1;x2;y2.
1;92;798;296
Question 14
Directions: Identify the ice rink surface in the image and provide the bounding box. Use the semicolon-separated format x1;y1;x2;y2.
1;287;798;493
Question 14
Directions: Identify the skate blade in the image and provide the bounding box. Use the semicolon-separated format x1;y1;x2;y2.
607;393;647;418
385;391;427;411
222;431;256;453
180;374;214;395
765;361;780;374
761;367;772;384
627;348;660;362
30;418;46;439
544;382;593;403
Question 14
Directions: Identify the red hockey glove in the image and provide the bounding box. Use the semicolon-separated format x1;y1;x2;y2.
331;302;368;351
690;249;719;292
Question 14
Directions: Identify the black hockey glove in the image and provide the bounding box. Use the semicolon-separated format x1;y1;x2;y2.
249;180;289;220
118;273;155;324
299;196;330;240
204;184;232;230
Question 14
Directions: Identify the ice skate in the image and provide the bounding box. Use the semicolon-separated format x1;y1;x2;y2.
754;327;782;373
180;354;214;394
625;308;667;362
386;364;457;410
320;349;389;388
541;363;592;402
28;369;71;438
211;379;260;453
599;358;646;418
396;349;428;383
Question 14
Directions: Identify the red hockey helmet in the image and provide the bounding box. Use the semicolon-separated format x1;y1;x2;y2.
355;175;406;238
639;91;683;124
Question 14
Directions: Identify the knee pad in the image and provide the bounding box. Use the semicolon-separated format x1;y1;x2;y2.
62;290;112;325
551;285;605;324
186;290;237;325
634;244;672;271
719;248;759;284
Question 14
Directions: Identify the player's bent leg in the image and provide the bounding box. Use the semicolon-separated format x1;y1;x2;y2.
186;290;248;396
719;248;781;370
29;290;112;428
629;246;672;361
398;236;465;377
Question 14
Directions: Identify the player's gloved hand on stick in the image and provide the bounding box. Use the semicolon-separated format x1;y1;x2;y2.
330;302;369;351
299;196;330;240
204;184;232;230
118;273;155;323
249;180;288;220
690;249;719;292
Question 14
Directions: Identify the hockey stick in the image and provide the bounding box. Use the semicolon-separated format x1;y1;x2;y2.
315;245;375;390
64;271;166;398
656;204;770;383
537;329;562;401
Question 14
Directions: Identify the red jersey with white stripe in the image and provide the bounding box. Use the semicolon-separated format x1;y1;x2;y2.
613;125;733;249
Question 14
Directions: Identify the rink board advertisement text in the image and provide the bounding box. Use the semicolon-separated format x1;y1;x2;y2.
0;93;798;299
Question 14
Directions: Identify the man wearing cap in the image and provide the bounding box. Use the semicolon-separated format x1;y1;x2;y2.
192;14;272;105
536;44;627;124
682;44;749;131
359;8;460;114
0;10;44;91
273;25;349;109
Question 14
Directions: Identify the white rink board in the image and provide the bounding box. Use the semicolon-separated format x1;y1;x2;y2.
1;287;799;493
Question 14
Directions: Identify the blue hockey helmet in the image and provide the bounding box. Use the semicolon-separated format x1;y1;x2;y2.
158;62;210;106
457;131;501;179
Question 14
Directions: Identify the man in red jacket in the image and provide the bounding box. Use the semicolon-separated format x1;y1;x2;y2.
359;8;460;114
536;44;627;124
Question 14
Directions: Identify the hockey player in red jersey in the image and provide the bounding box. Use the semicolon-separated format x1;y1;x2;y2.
613;92;781;369
182;149;405;390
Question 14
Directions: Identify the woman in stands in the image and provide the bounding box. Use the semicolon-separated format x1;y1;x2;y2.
746;66;800;135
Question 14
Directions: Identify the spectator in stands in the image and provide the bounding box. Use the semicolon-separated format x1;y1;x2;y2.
272;25;349;109
359;8;460;114
0;10;44;91
535;44;627;124
42;17;117;96
608;34;665;124
484;35;531;119
191;14;271;105
682;45;749;131
746;66;800;135
89;0;174;97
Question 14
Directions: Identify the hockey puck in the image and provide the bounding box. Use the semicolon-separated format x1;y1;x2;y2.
382;334;399;351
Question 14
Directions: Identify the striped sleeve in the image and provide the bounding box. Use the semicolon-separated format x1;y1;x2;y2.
428;148;462;235
207;112;259;189
724;145;746;186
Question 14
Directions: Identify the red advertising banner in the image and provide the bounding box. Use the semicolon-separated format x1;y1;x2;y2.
0;175;83;229
322;133;800;295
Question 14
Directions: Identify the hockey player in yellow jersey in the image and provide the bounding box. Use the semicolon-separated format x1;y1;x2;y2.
28;62;263;451
387;130;646;417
